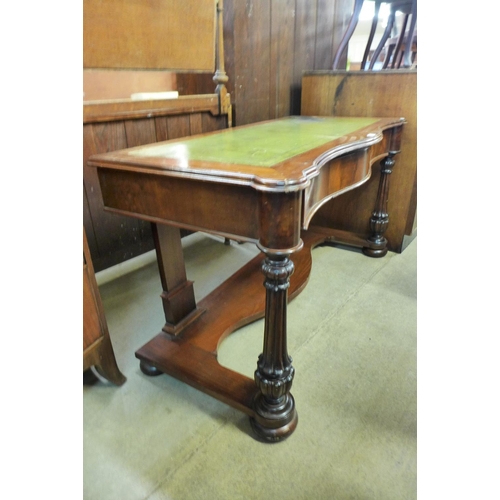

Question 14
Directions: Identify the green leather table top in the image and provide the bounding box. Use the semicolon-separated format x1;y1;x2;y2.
128;116;380;167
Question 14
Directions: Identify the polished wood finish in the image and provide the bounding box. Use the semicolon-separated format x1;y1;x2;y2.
251;253;298;441
301;70;417;253
83;0;216;71
135;229;328;428
88;116;404;440
152;223;204;335
83;228;126;386
363;152;397;257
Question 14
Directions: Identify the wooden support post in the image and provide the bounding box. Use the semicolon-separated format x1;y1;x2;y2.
250;254;298;442
141;223;205;376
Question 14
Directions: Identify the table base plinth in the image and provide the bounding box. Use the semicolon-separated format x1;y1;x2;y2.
135;229;333;440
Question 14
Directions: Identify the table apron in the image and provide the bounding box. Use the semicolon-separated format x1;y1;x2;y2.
98;168;303;252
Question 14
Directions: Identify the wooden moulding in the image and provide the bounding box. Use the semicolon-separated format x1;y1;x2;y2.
83;95;220;124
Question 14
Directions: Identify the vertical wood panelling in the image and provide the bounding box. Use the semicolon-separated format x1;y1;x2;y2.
232;0;272;125
83;122;153;271
223;0;351;123
166;115;192;139
315;0;337;70
154;117;170;142
270;0;296;119
124;118;156;147
201;113;227;133
189;113;203;135
290;0;318;114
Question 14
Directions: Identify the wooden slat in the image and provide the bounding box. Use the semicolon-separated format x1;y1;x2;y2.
270;0;295;119
166;115;192;140
201;113;227;133
291;0;318;114
232;0;272;125
154;117;169;142
314;0;336;70
189;113;204;136
124;119;157;147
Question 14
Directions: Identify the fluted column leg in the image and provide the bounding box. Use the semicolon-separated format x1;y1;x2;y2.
250;254;298;442
363;153;396;257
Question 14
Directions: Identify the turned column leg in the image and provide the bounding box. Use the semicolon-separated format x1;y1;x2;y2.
250;254;298;442
363;152;397;258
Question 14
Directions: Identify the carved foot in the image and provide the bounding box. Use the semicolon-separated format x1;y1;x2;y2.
362;245;388;258
250;393;298;442
140;360;163;376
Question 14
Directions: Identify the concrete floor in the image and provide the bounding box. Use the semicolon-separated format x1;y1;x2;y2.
84;232;417;500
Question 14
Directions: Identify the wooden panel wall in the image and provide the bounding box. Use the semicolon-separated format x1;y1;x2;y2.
177;0;353;125
84;112;227;272
227;0;352;124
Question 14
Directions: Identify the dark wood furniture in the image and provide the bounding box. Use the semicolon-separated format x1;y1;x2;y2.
83;227;126;386
301;70;416;253
88;116;404;441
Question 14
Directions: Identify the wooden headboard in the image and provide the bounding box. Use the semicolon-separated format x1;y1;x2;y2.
83;0;231;121
84;0;216;71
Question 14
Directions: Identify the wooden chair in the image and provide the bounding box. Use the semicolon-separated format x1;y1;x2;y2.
332;0;417;71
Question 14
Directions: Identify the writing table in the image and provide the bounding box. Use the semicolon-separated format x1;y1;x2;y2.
88;115;405;442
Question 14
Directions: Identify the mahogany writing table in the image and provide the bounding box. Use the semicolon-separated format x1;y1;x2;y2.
88;116;405;442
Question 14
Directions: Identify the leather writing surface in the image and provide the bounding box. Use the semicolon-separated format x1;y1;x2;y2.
84;0;216;71
127;117;380;167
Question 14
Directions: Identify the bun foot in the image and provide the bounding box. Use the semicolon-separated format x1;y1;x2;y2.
362;246;388;258
140;360;163;376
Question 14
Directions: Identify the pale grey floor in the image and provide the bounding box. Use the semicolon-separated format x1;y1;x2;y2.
84;232;417;500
